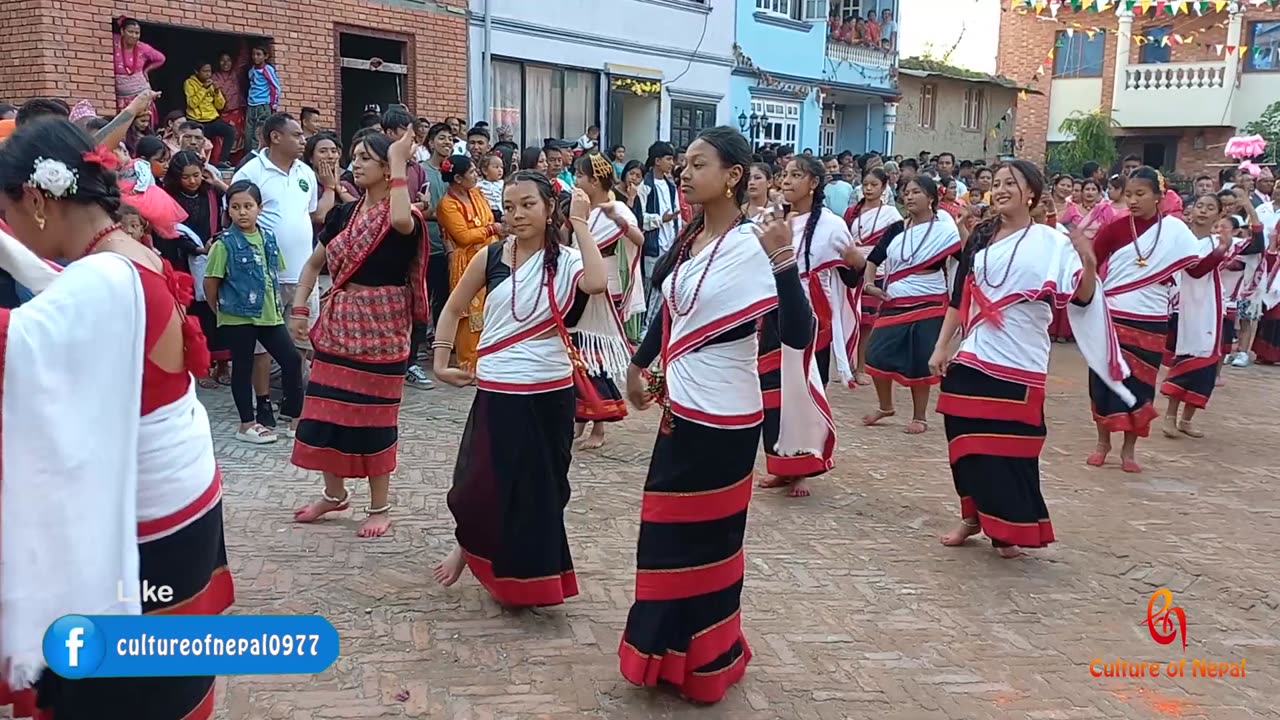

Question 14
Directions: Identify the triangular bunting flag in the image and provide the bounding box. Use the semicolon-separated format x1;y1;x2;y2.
1215;43;1225;55
1214;0;1228;10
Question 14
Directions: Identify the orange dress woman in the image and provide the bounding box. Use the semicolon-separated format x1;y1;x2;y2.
437;154;502;369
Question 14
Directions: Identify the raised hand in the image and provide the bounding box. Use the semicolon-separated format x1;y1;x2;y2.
569;188;592;221
388;130;417;167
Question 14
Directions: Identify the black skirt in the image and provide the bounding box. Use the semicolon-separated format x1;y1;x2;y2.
938;363;1055;548
448;388;578;606
866;299;945;386
292;351;405;478
758;311;829;478
1089;317;1161;436
619;416;757;703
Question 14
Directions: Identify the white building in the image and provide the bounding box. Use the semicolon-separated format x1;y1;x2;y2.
467;0;735;154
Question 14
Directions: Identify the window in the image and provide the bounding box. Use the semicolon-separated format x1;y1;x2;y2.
1245;21;1280;72
488;59;599;147
755;0;825;21
1139;26;1172;64
671;101;716;149
830;0;862;20
1053;30;1104;78
819;106;841;155
962;88;984;131
751;99;800;145
919;84;936;129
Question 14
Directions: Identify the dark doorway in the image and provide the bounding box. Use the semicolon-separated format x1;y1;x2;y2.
138;22;270;123
337;32;409;147
1142;141;1174;171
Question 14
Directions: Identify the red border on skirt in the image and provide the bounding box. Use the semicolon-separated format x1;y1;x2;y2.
948;433;1044;463
291;440;397;478
765;451;833;476
618;613;751;704
308;360;404;400
461;549;578;606
957;497;1055;548
301;396;401;427
642;474;752;524
1091;402;1159;436
635;548;744;602
148;566;235;616
1160;381;1209;409
576;397;627;422
936;385;1045;426
866;366;940;387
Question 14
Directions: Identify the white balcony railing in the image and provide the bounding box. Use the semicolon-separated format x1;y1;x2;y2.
1123;61;1227;91
1112;61;1233;128
825;39;894;71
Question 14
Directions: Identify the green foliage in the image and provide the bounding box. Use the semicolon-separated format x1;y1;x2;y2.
1243;100;1280;165
1045;110;1118;176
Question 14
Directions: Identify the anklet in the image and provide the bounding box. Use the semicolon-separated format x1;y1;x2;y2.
323;490;349;505
961;518;979;528
366;503;392;515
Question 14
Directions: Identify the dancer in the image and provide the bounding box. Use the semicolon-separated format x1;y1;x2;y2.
863;175;961;434
1160;196;1231;438
431;173;617;606
758;155;850;497
618;126;814;703
289;130;429;538
744;162;773;218
1087;168;1203;473
570;153;645;449
1253;233;1280;364
930;159;1130;558
0;118;230;718
438;154;503;371
842;167;903;384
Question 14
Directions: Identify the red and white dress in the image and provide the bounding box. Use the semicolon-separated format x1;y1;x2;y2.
843;201;903;340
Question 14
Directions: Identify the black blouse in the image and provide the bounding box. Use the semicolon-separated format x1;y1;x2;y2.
319;202;422;287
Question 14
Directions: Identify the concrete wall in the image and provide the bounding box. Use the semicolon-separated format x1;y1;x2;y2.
895;74;1017;162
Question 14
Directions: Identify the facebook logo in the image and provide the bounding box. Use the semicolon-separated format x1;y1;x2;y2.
42;615;106;679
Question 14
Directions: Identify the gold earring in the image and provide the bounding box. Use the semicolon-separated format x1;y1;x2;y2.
35;214;46;230
725;186;733;199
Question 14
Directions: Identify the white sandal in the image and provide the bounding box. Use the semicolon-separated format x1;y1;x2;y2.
236;423;278;444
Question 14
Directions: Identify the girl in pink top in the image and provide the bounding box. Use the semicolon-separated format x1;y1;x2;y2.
113;17;165;124
1051;174;1083;229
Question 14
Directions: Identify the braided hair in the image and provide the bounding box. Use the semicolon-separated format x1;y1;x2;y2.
848;167;890;226
505;170;563;277
0;117;122;217
966;159;1045;264
787;155;828;273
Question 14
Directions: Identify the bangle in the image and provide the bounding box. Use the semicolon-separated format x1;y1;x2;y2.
570;216;590;223
772;259;797;274
431;340;454;349
767;246;793;261
289;306;310;318
389;177;408;189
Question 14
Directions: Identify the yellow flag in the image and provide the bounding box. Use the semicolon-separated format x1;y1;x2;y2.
1214;0;1228;10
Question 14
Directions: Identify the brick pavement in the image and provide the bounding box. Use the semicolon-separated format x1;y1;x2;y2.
197;349;1274;718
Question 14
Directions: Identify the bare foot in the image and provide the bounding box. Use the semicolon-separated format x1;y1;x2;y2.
940;519;980;546
997;546;1023;559
577;428;606;450
433;545;466;587
293;493;350;523
573;422;586;440
357;511;393;538
855;372;873;386
758;474;795;489
1085;445;1110;467
904;418;928;435
862;408;896;426
1178;420;1204;438
1162;416;1179;438
788;478;811;498
1120;457;1142;474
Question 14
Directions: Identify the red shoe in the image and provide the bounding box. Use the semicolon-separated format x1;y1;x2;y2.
1121;458;1142;473
1085;451;1107;467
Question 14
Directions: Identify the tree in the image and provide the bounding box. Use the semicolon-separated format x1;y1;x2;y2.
1243;100;1280;165
1046;110;1118;176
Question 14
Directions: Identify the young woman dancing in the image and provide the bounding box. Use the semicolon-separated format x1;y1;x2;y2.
618;126;814;703
757;155;852;498
570;152;645;449
1086;168;1204;473
431;173;617;606
842;167;902;385
930;159;1130;558
863;175;961;434
1160;195;1231;438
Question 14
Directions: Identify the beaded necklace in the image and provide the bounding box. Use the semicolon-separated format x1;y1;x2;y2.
853;201;884;246
978;222;1034;290
666;216;742;318
78;223;124;260
1130;213;1162;267
508;239;544;323
897;213;936;267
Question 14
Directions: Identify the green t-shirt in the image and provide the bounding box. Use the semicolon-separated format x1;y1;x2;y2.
204;230;285;327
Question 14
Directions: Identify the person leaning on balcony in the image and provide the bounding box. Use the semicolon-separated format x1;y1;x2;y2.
184;60;236;167
880;9;898;51
864;10;881;47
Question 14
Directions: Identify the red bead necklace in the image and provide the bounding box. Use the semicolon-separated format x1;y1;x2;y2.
509;239;544;323
78;223;123;260
666;216;741;318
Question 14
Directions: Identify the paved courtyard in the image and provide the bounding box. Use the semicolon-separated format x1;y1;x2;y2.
207;347;1278;720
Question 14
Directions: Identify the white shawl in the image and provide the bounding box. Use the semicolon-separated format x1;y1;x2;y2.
588;203;646;323
880;215;962;300
569;207;639;378
1103;216;1202;321
0;241;144;688
663;225;777;428
794;208;858;386
957;224;1134;405
1173;235;1224;359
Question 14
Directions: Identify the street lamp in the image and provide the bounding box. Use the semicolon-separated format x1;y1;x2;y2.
738;112;769;148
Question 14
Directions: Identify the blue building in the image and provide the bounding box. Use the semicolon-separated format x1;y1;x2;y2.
731;0;900;156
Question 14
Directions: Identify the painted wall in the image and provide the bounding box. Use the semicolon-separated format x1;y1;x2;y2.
467;0;735;141
1046;77;1103;142
898;0;1000;73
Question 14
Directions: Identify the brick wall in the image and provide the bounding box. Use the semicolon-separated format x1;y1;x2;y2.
0;0;467;123
996;4;1280;169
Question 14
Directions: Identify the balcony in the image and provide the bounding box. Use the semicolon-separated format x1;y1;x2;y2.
825;39;896;91
1111;61;1233;128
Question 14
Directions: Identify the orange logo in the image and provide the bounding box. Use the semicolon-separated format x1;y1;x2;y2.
1144;589;1187;651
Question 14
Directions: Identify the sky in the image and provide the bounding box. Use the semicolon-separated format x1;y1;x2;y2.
897;0;1002;74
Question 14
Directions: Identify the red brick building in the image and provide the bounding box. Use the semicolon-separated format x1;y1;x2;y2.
0;0;468;140
997;2;1280;175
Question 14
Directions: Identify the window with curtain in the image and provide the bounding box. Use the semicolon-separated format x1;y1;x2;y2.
490;60;523;145
492;59;600;146
563;69;598;140
1053;31;1104;78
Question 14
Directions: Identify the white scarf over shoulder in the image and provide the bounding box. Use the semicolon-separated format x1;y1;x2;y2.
0;233;144;688
587;203;646;323
794;208;858;386
663;225;778;429
1102;216;1202;321
1172;235;1225;358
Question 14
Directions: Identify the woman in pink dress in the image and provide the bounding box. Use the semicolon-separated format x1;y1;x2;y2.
212;50;249;155
113;17;165;125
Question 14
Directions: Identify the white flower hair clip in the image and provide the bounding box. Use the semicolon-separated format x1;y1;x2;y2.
27;157;79;199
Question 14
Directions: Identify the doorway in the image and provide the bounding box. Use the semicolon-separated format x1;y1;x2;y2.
137;23;270;122
337;32;410;147
607;75;661;160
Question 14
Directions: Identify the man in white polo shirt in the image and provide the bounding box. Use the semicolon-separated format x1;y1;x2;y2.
232;111;319;427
